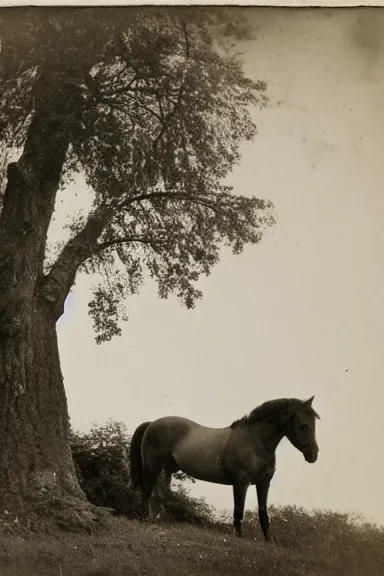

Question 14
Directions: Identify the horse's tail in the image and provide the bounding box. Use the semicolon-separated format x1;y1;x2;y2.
129;421;151;491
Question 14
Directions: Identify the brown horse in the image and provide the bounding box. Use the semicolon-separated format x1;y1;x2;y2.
129;396;320;542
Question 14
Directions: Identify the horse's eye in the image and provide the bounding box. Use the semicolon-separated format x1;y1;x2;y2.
302;424;309;435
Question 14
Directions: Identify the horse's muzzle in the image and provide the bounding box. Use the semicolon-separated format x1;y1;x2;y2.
304;448;318;463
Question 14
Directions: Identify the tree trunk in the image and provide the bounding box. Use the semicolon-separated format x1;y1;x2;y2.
0;68;108;530
0;305;83;512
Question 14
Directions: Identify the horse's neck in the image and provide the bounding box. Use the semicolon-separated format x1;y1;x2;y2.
252;411;292;453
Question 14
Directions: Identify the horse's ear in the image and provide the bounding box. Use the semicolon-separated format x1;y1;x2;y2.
305;395;315;405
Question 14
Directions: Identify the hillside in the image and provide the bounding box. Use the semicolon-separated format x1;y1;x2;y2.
0;506;383;576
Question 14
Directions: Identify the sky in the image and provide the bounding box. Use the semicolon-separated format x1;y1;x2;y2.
53;8;384;525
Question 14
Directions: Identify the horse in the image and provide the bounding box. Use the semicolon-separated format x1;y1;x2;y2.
129;396;320;542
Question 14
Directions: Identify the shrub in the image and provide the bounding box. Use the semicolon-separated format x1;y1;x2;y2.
70;420;143;518
240;504;384;575
70;420;215;526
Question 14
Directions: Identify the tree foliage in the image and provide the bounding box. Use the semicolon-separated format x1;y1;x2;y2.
0;7;275;343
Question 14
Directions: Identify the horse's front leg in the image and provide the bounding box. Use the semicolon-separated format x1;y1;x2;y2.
256;477;272;542
232;479;249;537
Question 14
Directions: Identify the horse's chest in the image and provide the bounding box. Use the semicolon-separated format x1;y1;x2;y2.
252;458;275;483
225;442;275;484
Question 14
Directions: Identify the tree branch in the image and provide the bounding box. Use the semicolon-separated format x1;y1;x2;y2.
39;204;114;315
96;235;161;252
147;42;190;153
100;97;164;124
39;187;219;318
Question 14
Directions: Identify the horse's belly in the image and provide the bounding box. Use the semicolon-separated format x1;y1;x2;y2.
177;457;231;485
172;433;231;485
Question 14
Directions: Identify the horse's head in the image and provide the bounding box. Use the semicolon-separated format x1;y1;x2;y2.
285;396;320;463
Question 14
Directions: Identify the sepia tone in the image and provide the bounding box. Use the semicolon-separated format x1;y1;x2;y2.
58;6;384;526
0;4;383;575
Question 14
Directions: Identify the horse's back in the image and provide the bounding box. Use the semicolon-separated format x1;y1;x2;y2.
142;415;199;455
146;415;198;437
144;415;222;446
143;415;232;484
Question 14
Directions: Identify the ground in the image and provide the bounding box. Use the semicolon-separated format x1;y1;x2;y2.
0;510;383;576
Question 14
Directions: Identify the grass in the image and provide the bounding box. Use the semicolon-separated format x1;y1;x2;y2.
0;505;383;576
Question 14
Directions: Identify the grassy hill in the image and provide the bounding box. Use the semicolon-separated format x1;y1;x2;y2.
0;505;383;576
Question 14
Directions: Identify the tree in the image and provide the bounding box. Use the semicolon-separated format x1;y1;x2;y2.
0;6;274;526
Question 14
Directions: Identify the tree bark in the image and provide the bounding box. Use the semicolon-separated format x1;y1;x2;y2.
0;305;83;512
0;68;103;529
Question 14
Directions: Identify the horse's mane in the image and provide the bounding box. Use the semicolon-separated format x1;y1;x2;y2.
230;397;320;428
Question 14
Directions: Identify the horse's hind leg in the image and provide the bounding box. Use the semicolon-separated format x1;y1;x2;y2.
158;470;173;517
142;470;159;520
142;454;163;521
